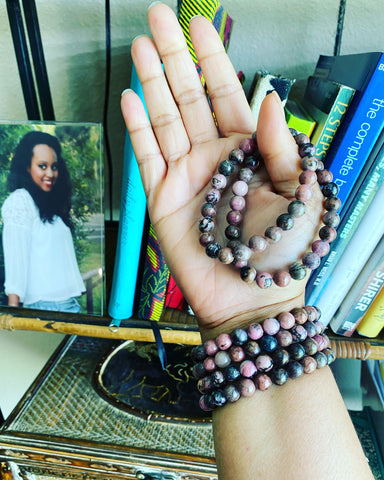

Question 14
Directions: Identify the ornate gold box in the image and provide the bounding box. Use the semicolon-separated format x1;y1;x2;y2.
0;335;217;479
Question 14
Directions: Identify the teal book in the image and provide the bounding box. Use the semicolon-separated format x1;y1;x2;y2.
303;76;355;161
108;67;147;322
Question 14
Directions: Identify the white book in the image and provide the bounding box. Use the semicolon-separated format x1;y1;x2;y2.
249;71;294;124
315;181;384;327
329;234;384;335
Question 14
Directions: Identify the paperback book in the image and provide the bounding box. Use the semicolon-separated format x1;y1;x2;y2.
303;76;355;161
319;52;384;207
305;132;384;304
108;67;147;322
357;286;384;338
330;234;384;336
308;181;384;327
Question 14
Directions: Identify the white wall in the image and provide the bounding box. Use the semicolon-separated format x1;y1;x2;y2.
1;0;384;418
1;0;384;219
0;330;65;418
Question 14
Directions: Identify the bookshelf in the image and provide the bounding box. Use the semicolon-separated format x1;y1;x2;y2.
0;204;384;361
1;0;383;376
1;3;384;479
1;305;384;361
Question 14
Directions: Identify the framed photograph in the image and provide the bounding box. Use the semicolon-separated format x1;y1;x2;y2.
0;121;105;317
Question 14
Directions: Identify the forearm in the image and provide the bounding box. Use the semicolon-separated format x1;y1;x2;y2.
7;293;20;307
196;297;374;480
123;6;373;478
212;366;373;479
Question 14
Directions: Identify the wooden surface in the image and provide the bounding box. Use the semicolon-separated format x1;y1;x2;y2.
0;307;384;360
1;220;383;360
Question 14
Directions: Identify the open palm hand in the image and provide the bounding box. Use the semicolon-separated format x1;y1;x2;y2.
121;3;323;338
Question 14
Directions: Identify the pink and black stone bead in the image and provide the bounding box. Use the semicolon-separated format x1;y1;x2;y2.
192;306;335;410
198;128;341;288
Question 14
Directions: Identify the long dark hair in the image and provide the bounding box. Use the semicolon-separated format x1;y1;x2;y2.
8;131;73;228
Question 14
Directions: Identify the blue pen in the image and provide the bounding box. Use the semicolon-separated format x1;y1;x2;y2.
108;66;148;326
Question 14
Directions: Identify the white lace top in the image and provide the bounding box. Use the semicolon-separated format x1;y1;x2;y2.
1;188;85;304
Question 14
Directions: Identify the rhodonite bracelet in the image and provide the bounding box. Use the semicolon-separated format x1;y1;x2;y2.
199;129;341;289
191;306;336;410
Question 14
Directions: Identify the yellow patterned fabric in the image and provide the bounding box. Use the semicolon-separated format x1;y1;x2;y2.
179;0;220;66
178;0;232;85
138;224;170;321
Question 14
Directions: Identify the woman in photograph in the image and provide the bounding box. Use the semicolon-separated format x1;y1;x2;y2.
1;130;85;313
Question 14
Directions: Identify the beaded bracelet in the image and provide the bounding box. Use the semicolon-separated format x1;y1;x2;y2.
191;305;336;411
199;129;341;288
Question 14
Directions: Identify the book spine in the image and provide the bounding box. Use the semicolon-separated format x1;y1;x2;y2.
323;54;384;206
314;87;355;161
314;52;382;91
249;72;294;125
330;234;384;335
307;180;384;326
108;67;147;321
337;128;384;225
335;266;384;336
285;100;316;137
357;287;384;337
165;275;186;310
305;152;384;305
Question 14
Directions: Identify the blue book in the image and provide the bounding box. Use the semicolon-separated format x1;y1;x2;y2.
305;132;384;305
339;127;384;222
306;127;384;298
108;67;147;323
321;52;384;207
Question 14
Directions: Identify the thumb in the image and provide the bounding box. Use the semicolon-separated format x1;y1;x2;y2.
256;91;302;196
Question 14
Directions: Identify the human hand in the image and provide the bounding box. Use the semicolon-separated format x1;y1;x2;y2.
121;3;323;338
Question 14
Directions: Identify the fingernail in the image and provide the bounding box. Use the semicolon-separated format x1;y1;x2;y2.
148;1;162;10
131;34;146;44
270;90;285;117
270;89;281;101
121;89;133;97
189;14;203;21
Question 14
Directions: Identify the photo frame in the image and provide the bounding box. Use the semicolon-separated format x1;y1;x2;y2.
0;121;105;317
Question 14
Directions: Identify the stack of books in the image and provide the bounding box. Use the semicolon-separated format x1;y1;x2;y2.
296;52;384;339
109;49;384;342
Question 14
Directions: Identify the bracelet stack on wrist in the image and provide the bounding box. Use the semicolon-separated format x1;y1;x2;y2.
191;306;336;411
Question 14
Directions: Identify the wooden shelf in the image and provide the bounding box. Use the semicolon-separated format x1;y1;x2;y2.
1;305;384;360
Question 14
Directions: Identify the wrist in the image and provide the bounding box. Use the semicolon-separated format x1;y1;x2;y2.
198;292;306;342
192;299;335;412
